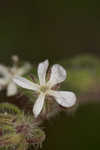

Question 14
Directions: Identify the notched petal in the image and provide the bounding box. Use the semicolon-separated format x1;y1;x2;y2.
49;90;76;107
38;60;49;85
33;93;45;117
48;64;67;87
13;76;39;91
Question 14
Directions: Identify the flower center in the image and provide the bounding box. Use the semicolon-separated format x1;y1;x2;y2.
40;86;49;93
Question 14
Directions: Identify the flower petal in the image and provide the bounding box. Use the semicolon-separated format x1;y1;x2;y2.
7;82;18;96
13;76;39;91
49;90;76;107
48;64;67;87
38;60;49;85
0;65;9;76
17;62;32;76
0;65;10;86
33;93;45;117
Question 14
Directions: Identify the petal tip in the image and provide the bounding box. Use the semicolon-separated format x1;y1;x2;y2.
33;108;39;118
70;92;77;106
44;59;49;65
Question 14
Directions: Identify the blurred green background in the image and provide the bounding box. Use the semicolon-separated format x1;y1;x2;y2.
0;0;100;62
0;0;100;150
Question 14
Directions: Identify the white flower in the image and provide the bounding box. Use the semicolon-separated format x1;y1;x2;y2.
0;61;32;96
13;60;76;117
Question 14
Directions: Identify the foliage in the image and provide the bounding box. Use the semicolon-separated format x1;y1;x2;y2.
59;54;100;93
0;103;45;150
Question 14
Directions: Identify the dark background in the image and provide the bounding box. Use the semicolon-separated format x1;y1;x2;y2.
0;0;100;62
0;0;100;150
